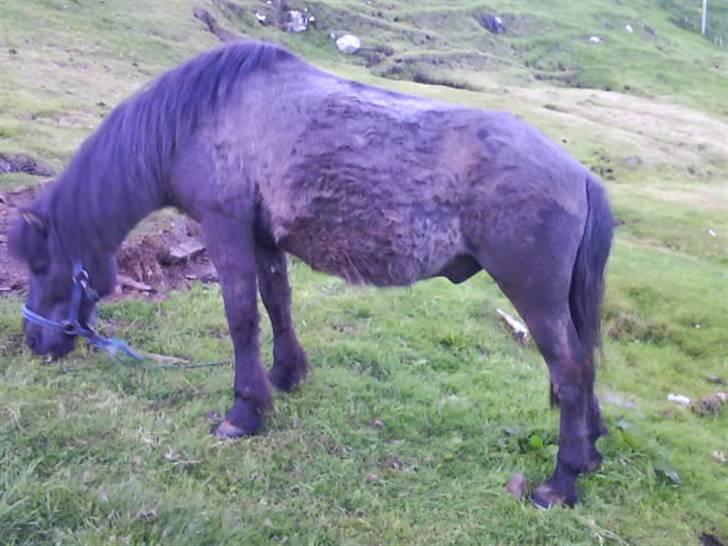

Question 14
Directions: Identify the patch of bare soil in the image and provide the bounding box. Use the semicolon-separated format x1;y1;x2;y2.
0;153;55;177
0;186;38;294
0;185;217;299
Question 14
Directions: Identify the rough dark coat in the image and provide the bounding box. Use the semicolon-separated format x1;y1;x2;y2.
9;41;613;508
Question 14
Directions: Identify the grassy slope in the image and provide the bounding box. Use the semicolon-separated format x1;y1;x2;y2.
1;1;726;545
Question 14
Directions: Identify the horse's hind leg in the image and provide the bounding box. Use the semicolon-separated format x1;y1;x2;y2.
523;306;602;507
255;242;309;391
201;214;272;438
476;242;602;507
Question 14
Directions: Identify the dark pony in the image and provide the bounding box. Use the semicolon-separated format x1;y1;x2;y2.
10;41;613;508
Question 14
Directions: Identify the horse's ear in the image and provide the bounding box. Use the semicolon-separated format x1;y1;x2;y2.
8;208;50;272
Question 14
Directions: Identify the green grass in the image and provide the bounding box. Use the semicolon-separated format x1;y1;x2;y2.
1;250;726;545
1;0;727;545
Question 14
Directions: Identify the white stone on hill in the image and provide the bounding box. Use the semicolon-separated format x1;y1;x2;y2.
336;34;361;54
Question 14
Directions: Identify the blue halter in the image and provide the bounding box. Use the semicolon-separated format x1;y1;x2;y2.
21;261;144;360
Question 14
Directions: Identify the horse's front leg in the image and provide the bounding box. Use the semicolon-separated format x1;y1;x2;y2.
255;242;309;391
202;214;272;438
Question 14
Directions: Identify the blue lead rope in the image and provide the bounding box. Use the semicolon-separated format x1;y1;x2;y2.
21;261;228;370
22;304;228;370
23;303;147;363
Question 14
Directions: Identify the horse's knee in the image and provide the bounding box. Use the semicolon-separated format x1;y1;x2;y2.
552;383;587;410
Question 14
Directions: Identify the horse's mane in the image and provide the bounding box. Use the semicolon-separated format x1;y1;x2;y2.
44;41;294;254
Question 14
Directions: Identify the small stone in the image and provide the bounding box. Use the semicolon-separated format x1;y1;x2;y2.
625;24;633;33
477;14;506;34
336;34;361;54
622;155;642;169
589;36;602;44
165;239;205;263
371;418;385;429
134;509;158;521
505;473;529;499
283;10;308;33
667;393;691;407
365;473;378;482
385;456;404;471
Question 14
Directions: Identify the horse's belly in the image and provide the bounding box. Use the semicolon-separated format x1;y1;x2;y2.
274;203;464;287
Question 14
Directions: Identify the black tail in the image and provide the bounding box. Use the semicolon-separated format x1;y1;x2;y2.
569;175;614;362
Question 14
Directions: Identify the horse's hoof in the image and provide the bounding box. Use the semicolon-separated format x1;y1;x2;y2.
530;483;578;509
213;419;263;439
212;420;247;439
212;399;265;438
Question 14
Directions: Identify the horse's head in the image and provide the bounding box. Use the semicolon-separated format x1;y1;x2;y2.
9;205;117;358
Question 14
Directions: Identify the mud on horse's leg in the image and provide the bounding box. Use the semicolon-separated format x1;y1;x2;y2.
202;214;272;438
255;243;309;391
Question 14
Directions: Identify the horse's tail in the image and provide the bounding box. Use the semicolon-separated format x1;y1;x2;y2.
569;174;614;363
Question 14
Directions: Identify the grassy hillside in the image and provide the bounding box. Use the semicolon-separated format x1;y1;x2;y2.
1;1;726;545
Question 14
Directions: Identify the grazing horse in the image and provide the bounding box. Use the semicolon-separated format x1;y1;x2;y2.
9;41;613;507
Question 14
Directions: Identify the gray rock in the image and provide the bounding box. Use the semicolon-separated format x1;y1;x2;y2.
283;10;308;33
336;34;361;54
477;14;506;34
622;156;643;169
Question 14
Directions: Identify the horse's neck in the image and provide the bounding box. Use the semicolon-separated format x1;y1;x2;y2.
52;172;165;257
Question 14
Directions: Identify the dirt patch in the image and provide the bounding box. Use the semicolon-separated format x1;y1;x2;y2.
358;44;395;67
0;185;218;299
606;308;669;343
0;153;55;177
192;7;240;42
0;186;38;293
378;53;485;91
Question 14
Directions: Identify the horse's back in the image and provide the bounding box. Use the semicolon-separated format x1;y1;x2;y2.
225;63;591;286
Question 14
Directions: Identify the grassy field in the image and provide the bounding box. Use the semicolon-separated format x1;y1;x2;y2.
1;1;727;545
